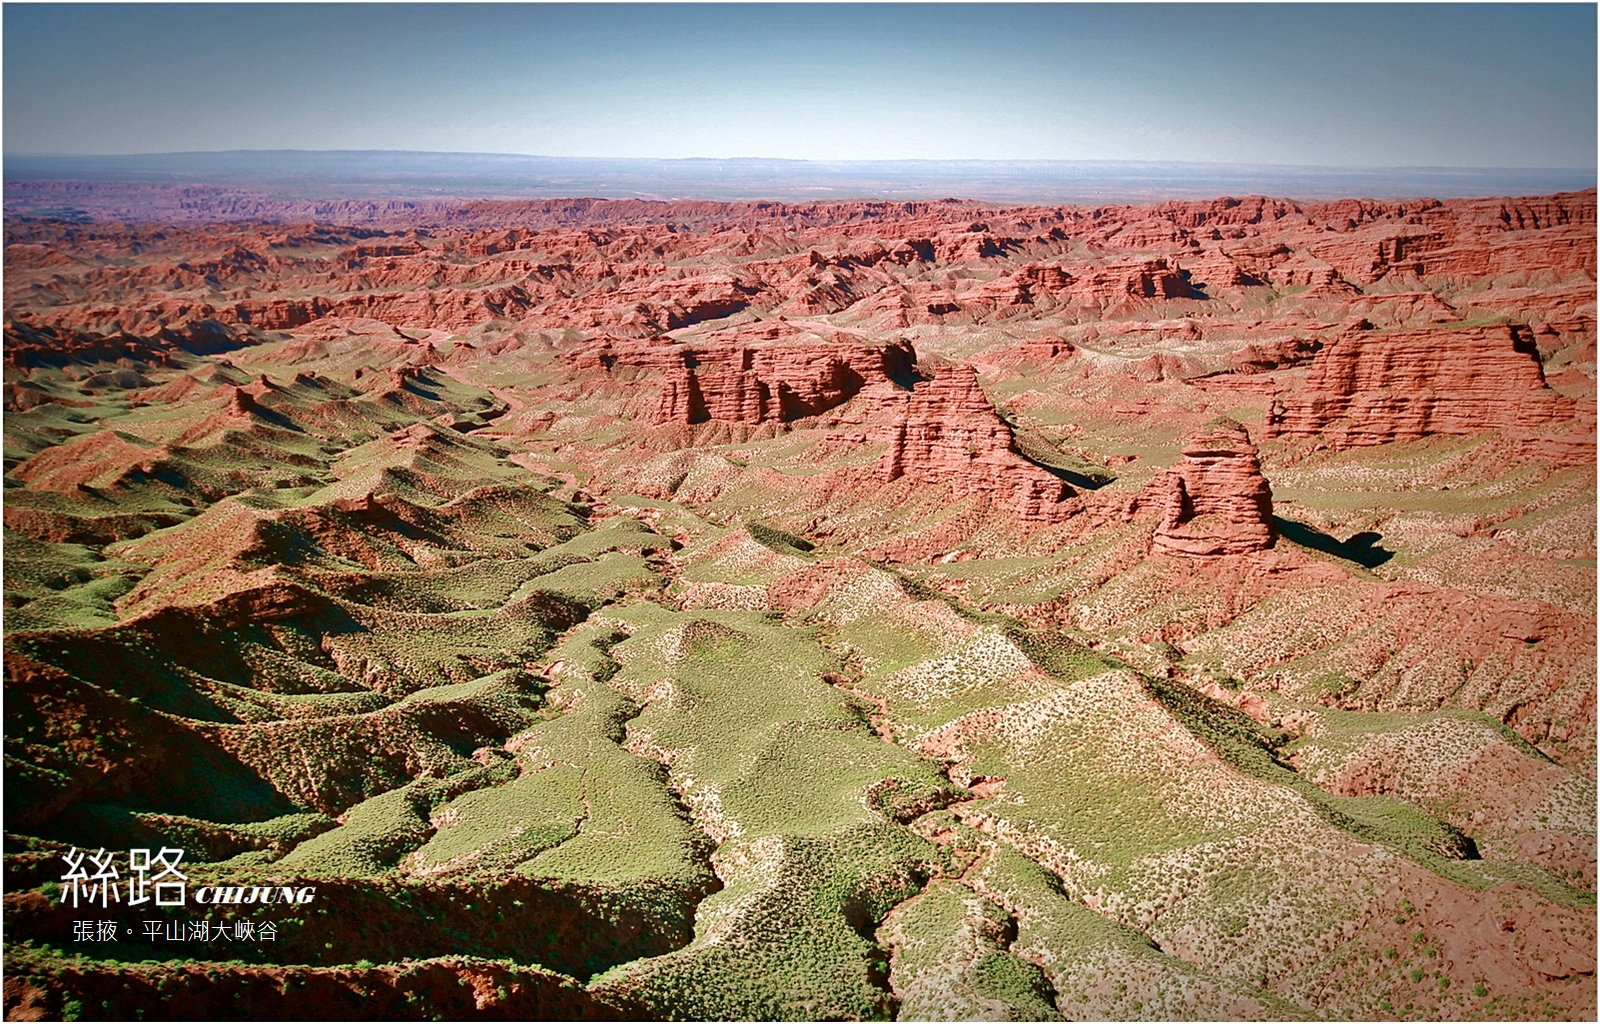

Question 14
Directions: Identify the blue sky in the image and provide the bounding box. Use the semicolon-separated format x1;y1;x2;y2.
5;3;1595;168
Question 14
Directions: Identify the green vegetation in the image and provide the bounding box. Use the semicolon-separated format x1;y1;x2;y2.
745;521;816;556
592;824;938;1020
879;878;1062;1021
971;846;1299;1020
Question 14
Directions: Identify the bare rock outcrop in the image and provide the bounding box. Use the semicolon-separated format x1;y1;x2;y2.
648;339;916;426
875;364;1072;523
1143;420;1275;556
991;336;1076;367
1264;322;1594;463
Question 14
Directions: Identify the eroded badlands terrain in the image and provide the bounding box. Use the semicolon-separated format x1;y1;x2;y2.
3;188;1596;1020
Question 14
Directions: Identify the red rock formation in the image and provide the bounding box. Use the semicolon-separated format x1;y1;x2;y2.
692;366;767;423
1265;322;1595;462
875;364;1072;522
229;297;331;330
652;364;705;423
1227;336;1321;372
646;339;916;426
10;431;171;495
569;336;690;376
1142;420;1276;556
3;318;249;369
11;191;1589;363
933;230;1013;261
1061;258;1194;307
990;336;1076;368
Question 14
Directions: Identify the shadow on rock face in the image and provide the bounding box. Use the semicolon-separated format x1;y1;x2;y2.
1274;517;1394;568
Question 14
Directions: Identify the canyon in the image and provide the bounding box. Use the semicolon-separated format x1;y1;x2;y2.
3;186;1594;1021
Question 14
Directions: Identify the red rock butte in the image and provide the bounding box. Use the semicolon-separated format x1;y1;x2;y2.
1265;321;1595;464
635;336;918;427
1144;420;1277;557
876;362;1073;523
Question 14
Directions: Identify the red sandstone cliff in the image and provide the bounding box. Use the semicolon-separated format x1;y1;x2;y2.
1142;420;1276;557
1264;322;1595;463
875;364;1072;523
643;338;916;426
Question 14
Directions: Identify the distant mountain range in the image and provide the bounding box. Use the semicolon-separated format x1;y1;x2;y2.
6;151;1595;203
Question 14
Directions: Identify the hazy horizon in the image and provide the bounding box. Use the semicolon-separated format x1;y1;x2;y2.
10;150;1597;173
5;4;1596;171
7;151;1595;209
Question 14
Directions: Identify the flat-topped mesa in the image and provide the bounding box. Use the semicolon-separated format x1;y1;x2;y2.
1264;322;1593;461
651;338;917;425
1143;420;1276;557
875;363;1073;523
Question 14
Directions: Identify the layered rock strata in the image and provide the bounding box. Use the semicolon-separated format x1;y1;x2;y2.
645;339;917;425
875;364;1072;523
1264;322;1594;463
1143;421;1276;556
